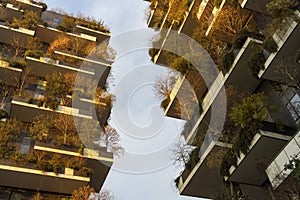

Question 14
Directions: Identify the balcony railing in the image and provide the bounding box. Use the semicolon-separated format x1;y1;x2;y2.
185;37;263;144
258;11;300;79
178;140;231;198
0;3;24;23
225;130;291;186
25;56;95;77
266;130;300;189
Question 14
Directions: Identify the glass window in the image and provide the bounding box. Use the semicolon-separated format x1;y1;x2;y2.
287;93;300;124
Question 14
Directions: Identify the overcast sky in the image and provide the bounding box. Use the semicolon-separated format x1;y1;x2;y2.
42;1;205;199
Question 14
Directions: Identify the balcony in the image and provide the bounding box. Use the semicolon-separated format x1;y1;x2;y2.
10;96;92;123
25;56;95;78
33;142;113;163
258;11;300;81
53;51;111;88
177;0;197;35
266;130;300;189
16;0;43;14
74;25;111;44
0;164;89;195
146;1;158;27
33;142;112;191
0;59;22;86
239;0;270;14
205;0;226;36
178;141;231;199
185;37;263;144
0;23;34;47
35;24;97;44
225;130;291;186
0;3;23;23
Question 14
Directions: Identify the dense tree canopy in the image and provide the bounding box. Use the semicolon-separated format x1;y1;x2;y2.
0;119;23;158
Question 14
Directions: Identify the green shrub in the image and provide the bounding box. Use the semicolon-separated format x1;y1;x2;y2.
37;2;47;12
26;155;37;164
48;100;59;110
9;59;27;69
263;37;278;53
36;100;43;107
266;0;298;19
37;160;53;172
220;50;234;73
56;25;69;32
1;2;7;7
148;48;159;58
0;109;8;119
79;167;93;177
186;147;200;170
24;50;44;59
43;22;49;27
232;29;249;49
26;97;33;104
160;97;170;110
78;145;84;155
213;0;222;8
247;49;266;77
10;22;19;29
220;150;237;177
4;21;10;27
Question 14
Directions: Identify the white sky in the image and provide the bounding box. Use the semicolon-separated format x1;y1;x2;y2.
42;1;206;199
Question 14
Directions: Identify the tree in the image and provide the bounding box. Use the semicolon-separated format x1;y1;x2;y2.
170;137;193;168
72;186;115;200
71;185;95;200
17;66;33;97
0;119;23;158
99;125;124;156
229;93;268;129
52;114;81;146
30;115;52;142
0;6;7;20
94;88;114;128
26;37;44;53
30;192;42;200
46;35;70;56
94;87;114;106
70;36;96;56
152;0;189;27
284;155;300;183
7;36;24;59
47;34;96;58
61;15;76;32
153;75;175;100
211;6;252;43
273;57;300;90
90;189;115;200
266;0;298;20
45;71;74;106
78;118;102;150
0;81;16;106
12;10;40;30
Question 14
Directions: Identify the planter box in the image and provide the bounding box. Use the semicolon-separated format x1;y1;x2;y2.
179;141;231;199
0;3;23;23
226;130;291;186
0;164;89;195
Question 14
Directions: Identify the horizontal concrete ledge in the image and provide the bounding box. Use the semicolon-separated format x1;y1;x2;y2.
26;56;95;75
54;51;112;67
11;100;93;119
34;145;114;162
0;164;90;182
76;25;111;36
